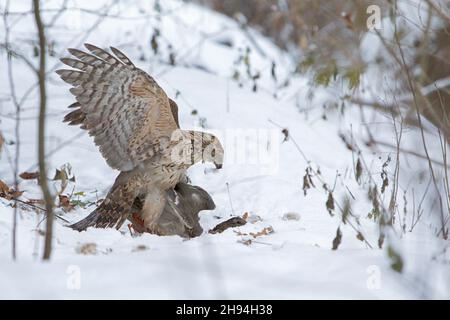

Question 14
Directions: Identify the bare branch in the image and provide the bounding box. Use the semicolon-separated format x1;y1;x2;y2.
33;0;54;260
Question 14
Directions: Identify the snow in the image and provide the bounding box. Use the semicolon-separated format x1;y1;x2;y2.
0;0;448;299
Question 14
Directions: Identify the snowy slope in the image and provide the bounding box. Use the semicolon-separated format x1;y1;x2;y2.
0;0;448;299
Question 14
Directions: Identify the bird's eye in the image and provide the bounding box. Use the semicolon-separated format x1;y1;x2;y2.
211;149;216;157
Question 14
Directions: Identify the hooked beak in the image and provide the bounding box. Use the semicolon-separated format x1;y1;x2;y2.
214;162;223;169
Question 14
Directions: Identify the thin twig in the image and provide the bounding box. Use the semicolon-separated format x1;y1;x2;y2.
393;16;447;238
268;118;374;249
425;0;450;24
33;0;54;260
226;182;236;216
11;198;69;223
3;0;19;260
372;139;448;168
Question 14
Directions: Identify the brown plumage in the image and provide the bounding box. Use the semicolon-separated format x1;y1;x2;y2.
59;44;224;233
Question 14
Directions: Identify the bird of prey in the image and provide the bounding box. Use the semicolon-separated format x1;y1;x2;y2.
57;43;224;234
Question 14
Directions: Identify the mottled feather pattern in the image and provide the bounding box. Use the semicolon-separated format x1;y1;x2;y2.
70;171;141;231
58;43;178;171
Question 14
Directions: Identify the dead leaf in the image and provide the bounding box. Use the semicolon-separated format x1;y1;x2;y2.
326;192;335;216
209;217;247;234
249;226;274;238
0;180;9;194
76;243;97;255
58;194;74;212
53;168;67;181
281;128;289;142
53;164;76;195
9;190;23;199
0;179;23;200
341;12;353;29
356;232;365;241
59;194;70;206
378;233;385;249
355;157;363;183
332;227;343;250
19;171;40;180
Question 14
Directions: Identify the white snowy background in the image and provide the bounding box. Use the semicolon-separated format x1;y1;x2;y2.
0;0;448;299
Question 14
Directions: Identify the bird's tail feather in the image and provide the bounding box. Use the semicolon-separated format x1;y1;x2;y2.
69;208;103;231
69;203;130;231
69;173;137;232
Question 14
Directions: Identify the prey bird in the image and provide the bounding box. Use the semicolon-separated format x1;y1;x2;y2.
57;43;224;234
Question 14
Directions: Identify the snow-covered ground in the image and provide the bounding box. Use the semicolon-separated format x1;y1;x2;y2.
0;0;448;299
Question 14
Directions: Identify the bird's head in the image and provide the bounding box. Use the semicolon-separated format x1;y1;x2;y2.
201;133;224;169
170;130;224;169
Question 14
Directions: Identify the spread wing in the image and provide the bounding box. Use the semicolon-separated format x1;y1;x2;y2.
57;43;179;171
